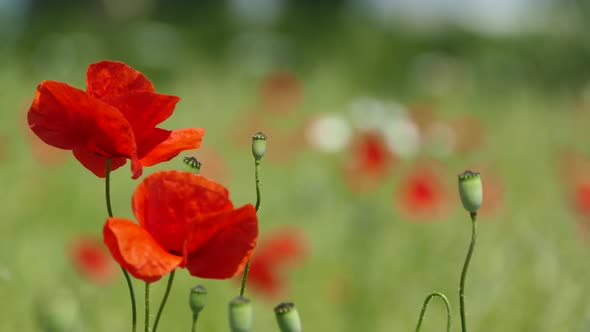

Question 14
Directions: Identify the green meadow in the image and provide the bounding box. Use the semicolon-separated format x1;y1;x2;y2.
1;4;590;331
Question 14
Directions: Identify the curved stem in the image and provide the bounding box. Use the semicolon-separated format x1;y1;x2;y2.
105;158;114;218
145;283;151;332
254;160;261;211
459;212;477;332
105;158;137;332
239;159;262;297
152;270;176;332
414;292;452;332
191;313;199;332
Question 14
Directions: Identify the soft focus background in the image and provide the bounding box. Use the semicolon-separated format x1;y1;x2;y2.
2;0;590;331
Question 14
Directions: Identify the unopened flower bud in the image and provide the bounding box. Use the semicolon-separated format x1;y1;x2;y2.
251;132;267;161
274;302;302;332
229;296;253;332
189;285;207;316
458;170;483;213
183;156;202;174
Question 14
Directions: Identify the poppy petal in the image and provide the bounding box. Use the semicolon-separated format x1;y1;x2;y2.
138;128;205;166
132;170;233;254
28;81;140;176
103;217;182;283
185;204;258;279
100;92;180;143
73;149;127;178
86;61;154;98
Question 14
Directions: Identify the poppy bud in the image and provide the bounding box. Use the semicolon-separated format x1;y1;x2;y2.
458;170;483;213
182;156;202;174
189;285;207;316
228;296;253;332
251;132;267;161
274;302;302;332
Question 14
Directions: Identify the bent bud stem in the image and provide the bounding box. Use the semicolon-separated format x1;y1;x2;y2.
414;292;451;332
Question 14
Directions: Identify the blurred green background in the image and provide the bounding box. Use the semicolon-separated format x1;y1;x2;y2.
2;0;590;331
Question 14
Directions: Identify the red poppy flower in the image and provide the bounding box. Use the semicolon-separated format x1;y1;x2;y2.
394;161;453;221
245;227;308;299
342;130;395;192
103;170;258;283
259;71;302;115
68;235;117;285
27;60;204;179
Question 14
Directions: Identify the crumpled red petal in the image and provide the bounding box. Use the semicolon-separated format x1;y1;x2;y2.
103;217;182;283
138;128;205;166
73;148;127;178
185;204;258;279
28;81;139;170
132;171;233;254
86;61;154;99
100;92;180;143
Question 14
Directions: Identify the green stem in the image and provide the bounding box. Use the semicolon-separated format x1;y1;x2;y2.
145;283;151;332
414;292;451;332
459;212;477;332
152;271;176;332
238;159;262;297
191;313;199;332
105;158;137;332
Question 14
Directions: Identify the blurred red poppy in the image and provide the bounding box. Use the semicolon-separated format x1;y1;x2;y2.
259;71;302;115
246;227;308;299
556;151;590;242
343;130;395;192
103;170;258;283
27;60;204;179
68;236;117;285
394;161;453;221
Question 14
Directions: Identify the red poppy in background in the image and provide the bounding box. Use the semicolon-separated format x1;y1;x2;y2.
103;170;258;283
394;161;452;221
68;236;117;285
260;71;303;115
246;227;308;299
343;130;395;192
28;60;204;179
555;151;590;242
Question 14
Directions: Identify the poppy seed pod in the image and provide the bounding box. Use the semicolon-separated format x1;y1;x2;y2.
189;285;207;316
229;296;253;332
274;302;302;332
251;132;267;161
182;156;202;174
458;170;483;213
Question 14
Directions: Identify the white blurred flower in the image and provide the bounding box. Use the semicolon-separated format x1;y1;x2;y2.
348;97;388;131
305;114;352;153
382;112;420;158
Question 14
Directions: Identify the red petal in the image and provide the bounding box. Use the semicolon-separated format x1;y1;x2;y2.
185;204;258;279
73;148;127;178
100;92;180;143
86;61;154;99
28;81;140;174
138;128;205;166
132;171;233;255
103;218;182;283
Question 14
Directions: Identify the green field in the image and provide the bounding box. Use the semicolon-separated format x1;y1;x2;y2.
1;4;590;331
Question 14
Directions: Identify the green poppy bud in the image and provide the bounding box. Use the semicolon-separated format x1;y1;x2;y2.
189;285;207;316
458;170;483;213
228;296;253;332
183;156;202;174
251;132;268;161
274;302;302;332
